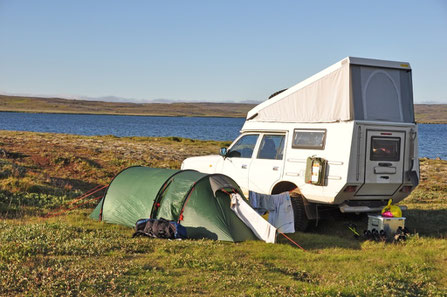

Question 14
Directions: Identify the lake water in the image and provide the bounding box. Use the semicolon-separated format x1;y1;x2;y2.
0;112;445;159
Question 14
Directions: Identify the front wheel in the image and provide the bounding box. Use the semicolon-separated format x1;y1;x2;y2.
290;193;309;232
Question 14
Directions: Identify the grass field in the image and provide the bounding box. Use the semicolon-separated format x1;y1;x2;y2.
0;130;446;296
1;94;446;123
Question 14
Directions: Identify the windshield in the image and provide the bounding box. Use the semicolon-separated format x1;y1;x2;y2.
227;134;259;158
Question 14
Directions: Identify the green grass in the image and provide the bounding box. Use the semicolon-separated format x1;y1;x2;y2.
0;131;446;296
1;211;446;296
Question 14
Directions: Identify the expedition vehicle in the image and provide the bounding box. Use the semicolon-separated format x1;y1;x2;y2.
181;57;419;230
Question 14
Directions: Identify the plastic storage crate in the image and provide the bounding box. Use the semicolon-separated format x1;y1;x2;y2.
368;215;406;235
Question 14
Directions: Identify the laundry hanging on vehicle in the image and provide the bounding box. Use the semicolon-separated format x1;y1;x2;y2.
249;191;295;234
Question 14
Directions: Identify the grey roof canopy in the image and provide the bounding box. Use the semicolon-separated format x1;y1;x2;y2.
247;57;415;123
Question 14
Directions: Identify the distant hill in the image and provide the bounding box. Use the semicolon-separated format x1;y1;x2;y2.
0;95;254;118
413;104;447;124
0;94;445;123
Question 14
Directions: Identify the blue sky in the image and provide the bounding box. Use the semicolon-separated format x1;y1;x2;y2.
0;0;446;103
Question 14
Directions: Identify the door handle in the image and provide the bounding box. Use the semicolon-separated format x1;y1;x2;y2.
273;166;279;171
241;164;247;169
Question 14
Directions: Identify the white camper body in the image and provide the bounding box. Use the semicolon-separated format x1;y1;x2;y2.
181;57;419;228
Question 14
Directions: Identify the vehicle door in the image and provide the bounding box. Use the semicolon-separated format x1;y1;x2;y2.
357;130;405;196
221;134;260;194
248;133;286;194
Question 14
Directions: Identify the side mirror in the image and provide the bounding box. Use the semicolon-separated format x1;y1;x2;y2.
219;147;228;157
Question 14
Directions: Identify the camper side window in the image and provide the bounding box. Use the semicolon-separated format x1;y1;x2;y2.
292;129;326;149
257;135;285;160
227;134;259;158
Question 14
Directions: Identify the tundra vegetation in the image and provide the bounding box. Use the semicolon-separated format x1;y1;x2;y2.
0;130;446;296
1;95;446;123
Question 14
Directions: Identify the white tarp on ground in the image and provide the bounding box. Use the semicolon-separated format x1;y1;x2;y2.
246;57;414;123
230;193;277;243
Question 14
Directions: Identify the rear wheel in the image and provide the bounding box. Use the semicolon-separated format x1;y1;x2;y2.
290;193;309;232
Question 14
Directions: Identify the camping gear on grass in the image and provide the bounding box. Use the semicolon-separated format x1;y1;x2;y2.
381;199;402;218
132;218;187;239
90;166;258;242
367;214;406;237
348;224;360;238
393;226;410;242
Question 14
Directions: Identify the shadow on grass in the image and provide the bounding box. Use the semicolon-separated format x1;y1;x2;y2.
48;177;103;192
277;231;363;250
279;206;447;250
405;208;447;238
0;180;106;219
0;205;46;219
276;210;364;250
185;227;218;240
0;148;28;159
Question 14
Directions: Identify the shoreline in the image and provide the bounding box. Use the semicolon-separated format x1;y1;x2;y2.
0;109;246;119
1;110;446;124
0;129;444;160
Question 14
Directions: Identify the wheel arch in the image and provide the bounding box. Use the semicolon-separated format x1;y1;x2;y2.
271;180;300;195
271;180;318;223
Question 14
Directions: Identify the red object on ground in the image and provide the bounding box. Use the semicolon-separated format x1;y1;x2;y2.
382;211;394;217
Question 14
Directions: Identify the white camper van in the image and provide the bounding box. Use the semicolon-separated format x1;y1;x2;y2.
181;57;419;230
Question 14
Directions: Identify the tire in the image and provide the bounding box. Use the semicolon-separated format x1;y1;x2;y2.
290;193;309;232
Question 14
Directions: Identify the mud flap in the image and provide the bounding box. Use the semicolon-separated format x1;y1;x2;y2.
302;198;318;220
407;170;419;187
406;159;419;187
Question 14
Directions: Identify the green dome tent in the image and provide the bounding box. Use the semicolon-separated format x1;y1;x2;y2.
90;167;257;242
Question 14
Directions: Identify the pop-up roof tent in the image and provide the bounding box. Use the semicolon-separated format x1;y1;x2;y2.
90;167;257;242
246;57;415;123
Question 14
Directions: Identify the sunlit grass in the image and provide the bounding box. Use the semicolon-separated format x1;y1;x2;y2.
1;209;446;296
0;130;446;296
